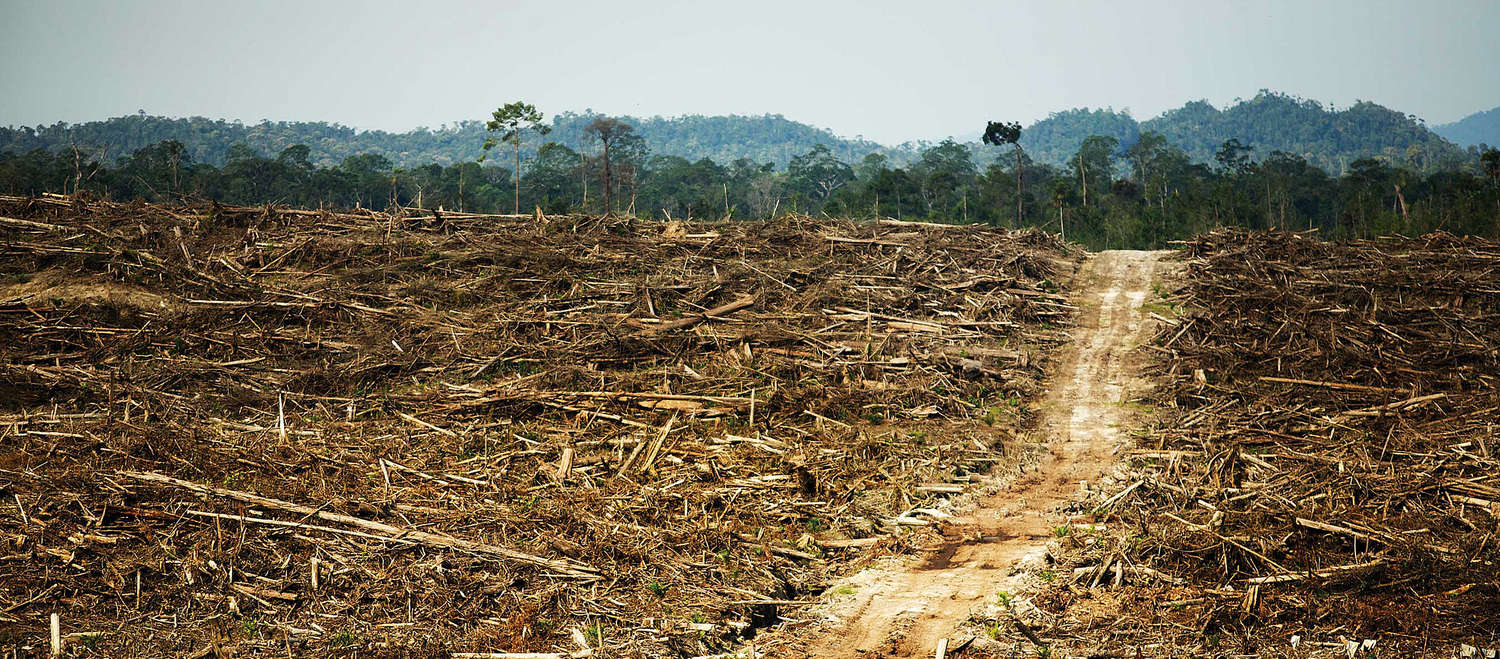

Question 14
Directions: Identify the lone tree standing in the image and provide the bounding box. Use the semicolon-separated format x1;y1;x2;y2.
482;101;550;214
584;118;635;215
982;121;1024;226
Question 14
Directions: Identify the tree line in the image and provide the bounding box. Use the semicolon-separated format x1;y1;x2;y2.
0;111;885;171
2;110;1496;250
4;92;1490;176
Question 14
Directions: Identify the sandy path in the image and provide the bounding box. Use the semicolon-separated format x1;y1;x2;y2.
796;250;1166;657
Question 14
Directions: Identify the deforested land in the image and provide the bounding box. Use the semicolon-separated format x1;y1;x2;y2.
1;194;1497;658
0;194;1079;657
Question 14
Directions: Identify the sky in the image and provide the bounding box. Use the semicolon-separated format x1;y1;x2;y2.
1;0;1497;145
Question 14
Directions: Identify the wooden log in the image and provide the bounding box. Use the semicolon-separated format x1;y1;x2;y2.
122;471;599;579
632;294;756;332
1242;558;1387;584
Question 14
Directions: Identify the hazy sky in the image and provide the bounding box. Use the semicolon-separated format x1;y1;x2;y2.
2;0;1497;144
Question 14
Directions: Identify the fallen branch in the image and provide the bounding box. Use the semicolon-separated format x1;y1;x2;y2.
122;471;599;579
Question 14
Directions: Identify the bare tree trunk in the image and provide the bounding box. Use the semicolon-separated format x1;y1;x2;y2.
1014;145;1024;227
1079;158;1087;208
601;145;613;215
1394;183;1410;229
514;139;521;214
1266;180;1272;229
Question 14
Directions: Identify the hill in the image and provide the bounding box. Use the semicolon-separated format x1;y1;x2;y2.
1433;106;1500;148
0;112;889;171
1004;92;1472;174
1139;92;1471;173
0;92;1476;175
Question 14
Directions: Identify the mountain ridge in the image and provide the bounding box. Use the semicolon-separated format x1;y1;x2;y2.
0;92;1483;175
1433;106;1500;148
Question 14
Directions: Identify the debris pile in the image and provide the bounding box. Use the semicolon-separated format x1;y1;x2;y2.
0;195;1079;656
1037;229;1500;655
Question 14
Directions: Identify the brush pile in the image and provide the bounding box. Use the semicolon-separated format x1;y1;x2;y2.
1036;229;1500;656
0;195;1078;657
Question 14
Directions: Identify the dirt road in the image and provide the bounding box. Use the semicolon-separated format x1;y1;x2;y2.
796;249;1167;657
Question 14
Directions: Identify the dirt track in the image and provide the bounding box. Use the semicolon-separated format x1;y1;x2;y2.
797;249;1167;657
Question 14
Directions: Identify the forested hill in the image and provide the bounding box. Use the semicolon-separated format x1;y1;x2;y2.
0;112;887;170
1008;92;1473;174
1434;106;1500;148
546;112;890;168
0;92;1478;174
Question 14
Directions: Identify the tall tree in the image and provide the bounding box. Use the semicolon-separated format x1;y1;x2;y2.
524;141;583;213
788;144;854;202
1125;132;1166;182
913;139;977;216
1214;138;1255;176
481;102;551;213
982;121;1024;226
1070;135;1118;208
584;118;636;214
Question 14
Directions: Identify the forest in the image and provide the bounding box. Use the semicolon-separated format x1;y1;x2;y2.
4;121;1496;250
0;112;875;171
1021;93;1480;174
3;92;1492;174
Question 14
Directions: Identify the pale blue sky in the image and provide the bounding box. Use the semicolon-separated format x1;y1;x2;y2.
1;0;1496;144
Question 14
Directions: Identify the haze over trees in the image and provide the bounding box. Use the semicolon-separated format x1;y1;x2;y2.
5;125;1494;252
3;92;1488;176
3;90;1498;249
1010;92;1476;174
1434;105;1500;148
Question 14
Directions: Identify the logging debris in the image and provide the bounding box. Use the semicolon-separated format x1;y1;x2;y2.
0;194;1079;657
1031;229;1500;657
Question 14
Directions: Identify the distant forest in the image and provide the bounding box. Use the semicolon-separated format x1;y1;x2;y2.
2;92;1491;174
0;112;879;172
4;114;1496;251
1017;93;1480;174
1434;106;1500;149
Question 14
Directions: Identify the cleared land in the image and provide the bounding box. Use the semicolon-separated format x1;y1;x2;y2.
5;197;1495;658
0;195;1078;657
1031;230;1500;657
770;250;1164;658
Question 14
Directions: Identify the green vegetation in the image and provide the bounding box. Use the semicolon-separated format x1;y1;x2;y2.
2;92;1483;173
481;101;551;214
3;91;1497;249
646;580;669;598
1141;92;1472;173
0;110;878;170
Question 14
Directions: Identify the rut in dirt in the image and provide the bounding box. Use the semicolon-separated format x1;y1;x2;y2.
797;249;1167;658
